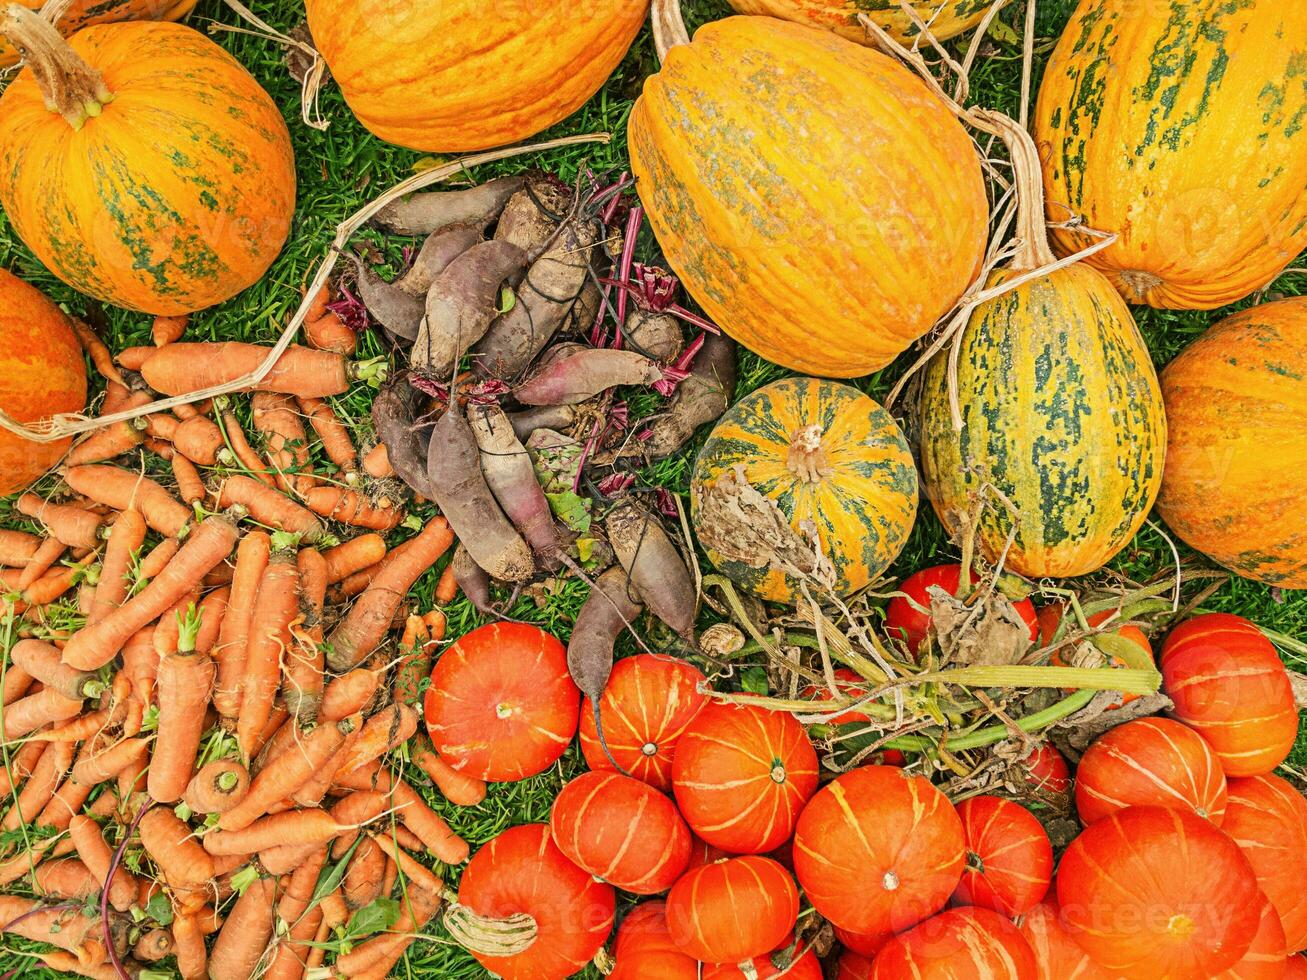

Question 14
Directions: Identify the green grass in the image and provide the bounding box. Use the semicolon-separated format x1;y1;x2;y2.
0;0;1303;977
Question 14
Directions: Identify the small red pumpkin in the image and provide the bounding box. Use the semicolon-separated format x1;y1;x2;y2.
549;771;690;895
665;855;799;964
457;824;615;980
801;667;873;724
886;564;1038;655
1222;773;1307;953
578;654;708;791
838;951;874;980
1287;957;1307;979
673;702;818;853
1019;743;1071;795
1057;807;1261;977
834;925;892;958
1215;891;1288;980
1160;613;1298;777
871;906;1038;979
952;796;1053;916
610;902;697;980
794;765;965;936
1075;716;1228;825
702;943;823;979
425;622;579;782
1018;896;1118;980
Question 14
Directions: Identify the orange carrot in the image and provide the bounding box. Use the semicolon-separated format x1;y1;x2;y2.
194;585;230;656
327;791;390;857
149;603;217;804
204;808;348;856
68;813;140;912
16;535;65;591
361;443;393;480
326;517;454;671
236;553;300;759
69;316;126;387
285;549;327;719
152;589;202;658
0;664;33;707
116;345;154;371
342;836;386;909
3;742;71;829
183;759;250;815
120;627;156;737
203;560;236;587
21;554;95;609
3;687;84;739
90;508;147;625
38;744;96;831
0;739;45;796
252;392;314;494
434;560;459;603
320;667;381;722
0;893;110;960
66;391;152;465
221;411;276;486
305;308;357;356
220;717;350;832
304;486;403;531
134;928;175;962
258;840;321;875
172;414;227;466
265;848;328;980
9;639;103;700
172;911;209;980
117;751;147;799
394;615;432;705
412;738;486;807
0;529;40;567
214;530;270;718
139;807;215;891
208;874;278;980
137;536;180;580
15;494;103;550
64;464;191;538
335;703;418;777
297;397;358;475
305;283;332;322
217;476;326;542
370;833;444;896
331;878;442;978
153;314;189;346
322;534;387;584
172;453;206;504
422;609;447;642
70;736;149;786
64;514;238;670
141;343;367;398
249;705;290;762
26;708;107;744
334;762;469;865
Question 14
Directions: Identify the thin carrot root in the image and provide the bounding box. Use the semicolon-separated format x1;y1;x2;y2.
153;314;189;347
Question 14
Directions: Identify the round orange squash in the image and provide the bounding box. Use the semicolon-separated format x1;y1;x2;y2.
628;1;987;377
834;925;892;959
1222;774;1307;954
793;765;965;937
1215;892;1288;980
702;943;823;979
1034;1;1307;309
304;0;647;152
725;1;1000;44
549;771;691;895
1288;957;1307;980
672;701;819;854
871;907;1038;979
0;0;196;68
0;269;87;493
664;855;799;963
1157;298;1307;587
837;951;874;980
952;796;1053;917
610;902;697;980
0;11;295;316
1018;896;1120;980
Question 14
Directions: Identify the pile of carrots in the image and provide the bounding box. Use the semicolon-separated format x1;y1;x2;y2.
0;308;486;979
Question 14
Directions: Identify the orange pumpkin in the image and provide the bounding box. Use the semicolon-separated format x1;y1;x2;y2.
628;1;987;377
834;925;892;959
702;943;823;979
1157;298;1307;586
457;824;615;980
1018;897;1119;980
0;0;195;68
871;907;1038;979
952;796;1053;917
549;771;690;895
1057;807;1261;977
1160;614;1298;777
610;902;697;980
1288;957;1307;979
837;951;874;980
672;702;818;854
1020;743;1071;796
725;1;999;43
665;856;799;963
1075;717;1228;825
425;622;579;782
794;765;965;937
578;654;709;791
0;11;295;315
304;0;647;152
1222;774;1307;953
1215;892;1288;980
0;269;86;493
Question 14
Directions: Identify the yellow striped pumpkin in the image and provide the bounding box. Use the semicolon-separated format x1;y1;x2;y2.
691;377;917;604
0;0;195;68
1034;0;1307;309
725;0;1000;43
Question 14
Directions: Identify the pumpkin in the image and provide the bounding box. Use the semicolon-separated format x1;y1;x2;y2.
610;902;698;980
1157;298;1307;586
1057;807;1261;977
0;0;195;67
887;564;1039;655
1018;897;1120;980
684;835;730;872
304;0;647;152
1019;743;1071;796
628;2;988;378
1043;604;1155;708
1216;892;1288;980
1034;1;1307;309
702;943;824;979
1160;613;1298;777
672;701;818;854
0;11;295;316
665;856;799;963
0;269;87;494
424;622;580;782
457;824;615;980
871;907;1039;979
794;765;965;936
1289;958;1307;979
691;378;917;603
1222;774;1307;953
549;771;691;895
838;951;874;980
578;654;708;791
1074;717;1228;826
951;796;1053;917
834;926;892;959
724;0;999;44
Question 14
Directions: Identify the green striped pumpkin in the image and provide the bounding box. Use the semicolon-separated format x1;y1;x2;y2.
691;377;917;603
918;264;1167;578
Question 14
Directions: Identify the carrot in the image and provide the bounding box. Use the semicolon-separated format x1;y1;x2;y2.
208;874;278;980
2;742;71;829
63;514;239;670
3;687;84;739
69;316;126;387
67;814;140;912
264;849;327;980
21;554;95;609
9;639;103;700
15;494;103;550
152;314;189;346
134;928;174;962
360;444;393;483
140;342;374;398
304;913;333;976
171;453;206;505
304;486;403;531
342;836;386;909
37;746;95;831
26;708;107;744
305;283;332;322
236;553;300;759
326;517;454;671
89;508;146;626
434;560;459;604
249;705;290;762
149;604;216;804
0;894;109;960
194;585;230;656
332;879;442;978
203;560;236;587
321;534;386;585
422;609;447;641
139;807;215;891
297;397;358;475
335;703;418;776
117;751;147;799
119;627;156;737
0;664;33;707
204;808;349;856
370;833;444;895
137;536;180;579
218;412;272;484
151;589;201;657
258;840;321;875
217;476;326;542
285;549;327;720
172;911;209;980
220;717;350;832
16;535;65;591
184;759;250;815
70;736;149;786
0;739;45;797
394;614;431;705
115;345;153;370
320;887;349;931
334;762;468;865
412;738;486;807
64;465;191;538
305;308;357;356
0;529;40;567
252;392;314;494
214;530;270;718
319;667;381;722
65;391;153;465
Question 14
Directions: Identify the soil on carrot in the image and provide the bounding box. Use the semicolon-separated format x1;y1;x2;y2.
0;0;1302;977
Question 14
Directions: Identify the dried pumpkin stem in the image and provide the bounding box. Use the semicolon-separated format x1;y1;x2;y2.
977;110;1056;271
651;0;691;62
786;425;831;484
441;893;538;958
1;5;113;130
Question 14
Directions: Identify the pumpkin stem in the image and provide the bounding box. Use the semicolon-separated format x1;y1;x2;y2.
786;424;832;484
0;4;113;130
976;110;1056;272
441;895;538;958
650;0;691;63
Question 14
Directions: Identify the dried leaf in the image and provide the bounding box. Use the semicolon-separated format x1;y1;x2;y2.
928;586;1033;667
1052;691;1175;758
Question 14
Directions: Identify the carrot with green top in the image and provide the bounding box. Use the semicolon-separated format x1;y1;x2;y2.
149;603;216;804
90;508;146;625
9;639;103;700
221;716;351;832
183;760;250;815
141;342;384;397
215;530;270;718
235;553;300;758
64;465;191;537
217;476;326;542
